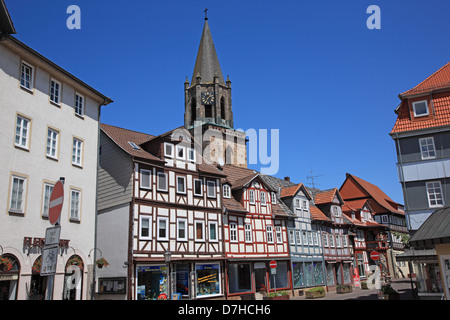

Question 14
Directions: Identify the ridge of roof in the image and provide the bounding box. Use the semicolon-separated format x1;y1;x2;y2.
400;62;450;97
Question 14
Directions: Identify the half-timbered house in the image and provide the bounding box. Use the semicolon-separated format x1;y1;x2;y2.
342;200;389;280
97;124;226;300
220;165;291;299
310;188;354;290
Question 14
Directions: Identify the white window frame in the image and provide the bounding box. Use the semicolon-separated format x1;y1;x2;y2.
69;188;81;221
333;205;341;217
15;114;30;150
208;221;218;242
245;224;252;243
72;138;83;167
343;235;348;248
157;217;169;241
140;169;152;190
50;78;62;105
260;191;266;205
295;198;301;208
271;192;276;204
289;230;295;244
20;61;34;91
207;180;216;198
335;234;342;248
426;181;445;208
295;230;301;245
195;220;205;242
187;147;196;162
176;176;186;194
46;127;59;159
164;142;174;158
177;218;188;241
329;233;335;247
157;172;168;192
42;182;54;218
223;184;231;198
275;226;282;243
266;225;274;243
75;92;84;117
194;179;203;196
302;231;308;245
412;100;429;117
176;145;185;160
230;223;238;242
139;215;152;240
313;232;319;246
9;174;27;213
249;189;255;204
419;137;436;160
323;233;329;247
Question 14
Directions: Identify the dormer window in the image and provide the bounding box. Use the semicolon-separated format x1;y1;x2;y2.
223;184;231;198
176;145;185;160
260;191;266;205
164;143;174;158
271;192;276;204
249;190;255;204
412;100;429;117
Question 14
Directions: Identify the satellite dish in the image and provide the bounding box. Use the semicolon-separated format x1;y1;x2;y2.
218;157;224;166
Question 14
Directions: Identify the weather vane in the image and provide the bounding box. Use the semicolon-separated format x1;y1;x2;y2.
204;8;208;20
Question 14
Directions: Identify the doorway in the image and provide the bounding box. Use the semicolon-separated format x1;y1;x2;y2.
254;263;267;292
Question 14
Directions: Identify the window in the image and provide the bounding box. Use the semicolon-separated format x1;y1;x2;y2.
381;215;388;224
194;179;202;196
230;223;237;242
140;169;151;189
157;172;168;191
260;191;266;205
412;100;429;117
249;190;255;204
266;225;274;243
426;181;444;207
70;189;81;221
228;263;251;294
128;141;140;150
289;230;295;244
271;192;276;204
223;184;231;198
295;198;300;208
75;93;84;116
176;176;186;194
245;224;252;242
42;182;54;217
140;215;152;240
46;128;59;159
209;221;218;241
196;263;221;297
275;226;282;243
195;221;205;241
187;148;196;162
15;114;30;149
329;233;335;247
295;230;301;245
335;235;342;248
50;78;61;105
157;217;169;240
176;145;185;160
419;137;436;160
9;174;27;213
343;235;348;247
177;218;187;241
20;62;34;90
164;143;174;158
313;232;319;246
302;231;308;245
307;232;313;245
72;138;83;166
207;181;216;198
333;205;341;217
323;233;328;247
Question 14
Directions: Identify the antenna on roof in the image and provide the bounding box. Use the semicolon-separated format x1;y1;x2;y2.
204;8;208;20
306;170;323;189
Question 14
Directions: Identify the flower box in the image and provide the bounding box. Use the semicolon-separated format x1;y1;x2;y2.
305;287;325;299
336;285;353;294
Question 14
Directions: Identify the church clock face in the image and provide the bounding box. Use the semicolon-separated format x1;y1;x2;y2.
201;92;215;105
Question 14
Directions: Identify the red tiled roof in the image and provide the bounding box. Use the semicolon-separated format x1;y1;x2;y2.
391;62;450;134
280;183;311;199
314;188;342;205
310;206;330;222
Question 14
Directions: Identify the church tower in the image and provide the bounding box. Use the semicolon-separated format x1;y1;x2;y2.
184;13;247;167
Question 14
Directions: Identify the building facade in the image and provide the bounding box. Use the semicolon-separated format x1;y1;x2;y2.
0;2;112;300
390;62;450;233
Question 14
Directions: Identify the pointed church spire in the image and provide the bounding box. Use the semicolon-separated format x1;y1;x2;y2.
191;14;225;85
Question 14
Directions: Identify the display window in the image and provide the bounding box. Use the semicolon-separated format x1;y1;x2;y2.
137;265;168;300
228;263;252;294
269;261;289;289
196;263;221;298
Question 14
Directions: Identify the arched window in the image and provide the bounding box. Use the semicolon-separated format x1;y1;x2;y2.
220;96;225;119
191;98;196;125
0;254;19;300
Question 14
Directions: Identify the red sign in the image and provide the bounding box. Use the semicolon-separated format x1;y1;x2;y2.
49;180;64;225
353;267;361;288
269;260;277;269
370;251;380;261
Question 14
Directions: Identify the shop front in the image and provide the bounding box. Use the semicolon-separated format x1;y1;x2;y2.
325;261;353;289
291;260;325;288
135;261;223;300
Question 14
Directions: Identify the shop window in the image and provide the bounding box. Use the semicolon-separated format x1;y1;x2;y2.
313;262;324;285
137;265;168;300
0;254;19;300
228;263;252;294
292;262;304;288
269;261;288;289
64;255;84;300
196;264;221;297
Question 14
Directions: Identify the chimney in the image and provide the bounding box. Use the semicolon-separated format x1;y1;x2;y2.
284;176;290;182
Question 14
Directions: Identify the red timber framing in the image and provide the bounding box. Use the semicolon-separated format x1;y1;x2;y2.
221;165;291;298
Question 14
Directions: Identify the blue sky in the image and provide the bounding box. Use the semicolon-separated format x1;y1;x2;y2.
6;0;450;203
